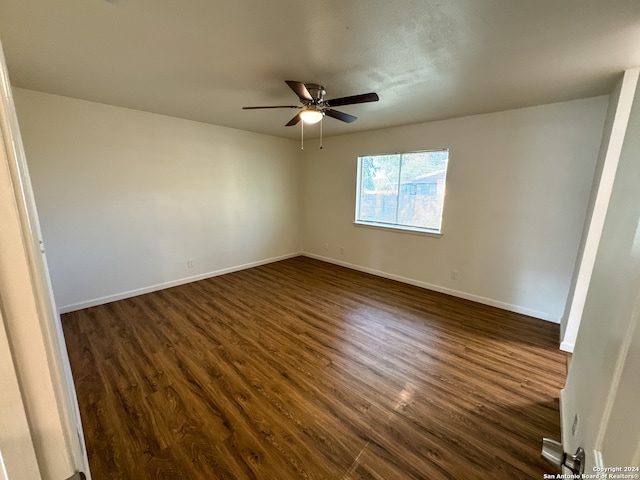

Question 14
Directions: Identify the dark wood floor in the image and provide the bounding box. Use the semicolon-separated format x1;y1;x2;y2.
62;256;565;480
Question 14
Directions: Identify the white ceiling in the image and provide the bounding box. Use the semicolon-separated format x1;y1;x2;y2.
0;0;639;140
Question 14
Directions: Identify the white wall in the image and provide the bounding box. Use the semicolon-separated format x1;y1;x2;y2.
15;88;609;323
561;71;638;351
562;68;640;470
13;88;301;312
300;98;608;322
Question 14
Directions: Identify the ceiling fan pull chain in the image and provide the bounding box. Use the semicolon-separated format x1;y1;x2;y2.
320;116;323;150
301;119;304;150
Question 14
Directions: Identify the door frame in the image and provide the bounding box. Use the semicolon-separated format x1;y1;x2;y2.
561;67;640;472
0;40;90;479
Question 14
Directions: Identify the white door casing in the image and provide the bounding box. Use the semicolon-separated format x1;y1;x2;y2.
562;67;640;473
561;69;639;353
0;40;90;479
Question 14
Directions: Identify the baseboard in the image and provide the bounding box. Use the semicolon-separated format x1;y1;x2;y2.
60;251;562;323
303;253;561;323
58;252;303;313
560;340;575;353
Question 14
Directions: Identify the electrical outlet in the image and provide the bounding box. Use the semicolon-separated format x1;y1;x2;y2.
323;243;329;251
188;259;194;268
450;270;458;280
340;247;345;255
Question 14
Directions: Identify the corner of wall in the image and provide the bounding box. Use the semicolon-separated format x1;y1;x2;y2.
560;68;640;351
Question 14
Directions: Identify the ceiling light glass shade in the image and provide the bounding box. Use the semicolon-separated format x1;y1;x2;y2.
300;109;323;124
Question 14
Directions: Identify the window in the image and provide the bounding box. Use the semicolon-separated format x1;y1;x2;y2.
355;149;449;233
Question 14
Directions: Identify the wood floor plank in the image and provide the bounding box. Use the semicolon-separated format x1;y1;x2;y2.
62;256;565;479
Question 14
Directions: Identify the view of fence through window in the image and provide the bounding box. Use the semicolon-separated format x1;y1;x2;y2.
356;150;449;232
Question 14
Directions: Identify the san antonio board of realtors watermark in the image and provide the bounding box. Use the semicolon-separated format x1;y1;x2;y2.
544;466;640;479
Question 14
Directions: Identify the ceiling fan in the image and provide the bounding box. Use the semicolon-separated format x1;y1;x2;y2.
243;80;379;127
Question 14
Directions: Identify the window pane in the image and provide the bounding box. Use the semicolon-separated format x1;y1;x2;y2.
397;151;448;230
357;150;449;233
358;155;400;225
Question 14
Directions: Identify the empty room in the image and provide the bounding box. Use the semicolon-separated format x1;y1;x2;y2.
1;1;639;479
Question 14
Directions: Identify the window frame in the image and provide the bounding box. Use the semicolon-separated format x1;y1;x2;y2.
354;149;449;236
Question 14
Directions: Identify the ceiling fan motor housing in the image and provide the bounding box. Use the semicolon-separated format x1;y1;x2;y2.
304;84;326;105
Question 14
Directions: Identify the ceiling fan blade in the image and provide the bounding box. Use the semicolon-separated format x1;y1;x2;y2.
325;92;379;107
285;80;313;102
242;105;300;109
325;109;357;123
285;113;302;126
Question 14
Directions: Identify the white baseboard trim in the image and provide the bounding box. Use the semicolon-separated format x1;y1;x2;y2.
58;252;303;314
560;340;575;353
303;253;561;323
59;251;561;324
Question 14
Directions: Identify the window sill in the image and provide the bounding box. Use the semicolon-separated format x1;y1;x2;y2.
353;221;443;237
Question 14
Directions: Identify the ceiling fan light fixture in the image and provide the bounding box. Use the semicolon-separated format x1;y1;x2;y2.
300;109;323;124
